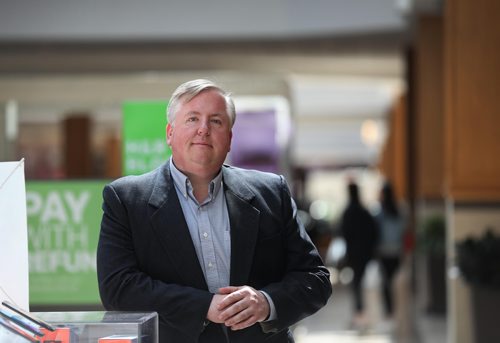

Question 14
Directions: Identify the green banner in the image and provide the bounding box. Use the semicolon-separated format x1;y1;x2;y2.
122;101;171;175
26;181;107;305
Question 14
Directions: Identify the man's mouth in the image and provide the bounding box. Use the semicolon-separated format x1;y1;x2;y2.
192;142;212;148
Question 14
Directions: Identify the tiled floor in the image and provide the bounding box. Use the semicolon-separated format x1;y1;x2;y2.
292;263;447;343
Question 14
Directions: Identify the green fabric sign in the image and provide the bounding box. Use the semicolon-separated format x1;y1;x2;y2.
26;181;107;305
122;101;171;175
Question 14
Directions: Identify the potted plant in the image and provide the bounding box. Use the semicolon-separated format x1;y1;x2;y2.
418;213;446;314
456;229;500;343
419;214;446;255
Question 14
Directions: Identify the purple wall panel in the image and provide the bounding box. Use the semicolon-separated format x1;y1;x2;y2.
229;109;279;172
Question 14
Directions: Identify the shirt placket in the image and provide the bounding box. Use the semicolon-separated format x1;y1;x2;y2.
198;205;220;293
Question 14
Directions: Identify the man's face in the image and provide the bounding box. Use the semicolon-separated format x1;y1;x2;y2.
166;89;232;177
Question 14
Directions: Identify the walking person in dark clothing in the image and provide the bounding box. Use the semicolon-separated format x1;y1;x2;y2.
339;181;379;330
374;181;406;318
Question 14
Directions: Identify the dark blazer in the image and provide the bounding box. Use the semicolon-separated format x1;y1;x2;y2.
97;162;332;343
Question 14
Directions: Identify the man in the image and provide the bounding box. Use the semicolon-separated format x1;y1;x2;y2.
97;79;332;342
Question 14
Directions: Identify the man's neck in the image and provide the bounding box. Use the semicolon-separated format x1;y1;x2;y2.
190;179;210;203
171;159;221;203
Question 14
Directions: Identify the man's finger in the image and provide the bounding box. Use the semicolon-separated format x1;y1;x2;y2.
217;288;245;311
218;286;239;294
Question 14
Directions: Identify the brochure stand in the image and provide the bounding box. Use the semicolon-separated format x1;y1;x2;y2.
0;159;29;310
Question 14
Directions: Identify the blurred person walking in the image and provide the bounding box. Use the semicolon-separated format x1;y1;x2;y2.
339;181;379;330
373;181;406;319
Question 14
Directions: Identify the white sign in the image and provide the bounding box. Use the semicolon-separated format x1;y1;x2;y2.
0;160;29;310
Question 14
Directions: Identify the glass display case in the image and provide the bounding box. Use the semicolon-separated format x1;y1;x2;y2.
0;302;158;343
34;311;158;343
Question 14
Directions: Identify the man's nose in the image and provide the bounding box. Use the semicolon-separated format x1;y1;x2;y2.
197;120;210;135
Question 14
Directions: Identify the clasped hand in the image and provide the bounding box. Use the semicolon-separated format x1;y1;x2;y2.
206;286;270;331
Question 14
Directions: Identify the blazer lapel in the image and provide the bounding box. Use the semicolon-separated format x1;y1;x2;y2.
223;167;260;286
148;163;207;290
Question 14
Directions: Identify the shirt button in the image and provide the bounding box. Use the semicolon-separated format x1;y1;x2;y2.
208;262;213;268
203;232;208;238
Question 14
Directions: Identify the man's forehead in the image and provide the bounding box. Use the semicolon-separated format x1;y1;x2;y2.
179;92;227;113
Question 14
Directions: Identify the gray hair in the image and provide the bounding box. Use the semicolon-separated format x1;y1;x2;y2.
167;79;236;127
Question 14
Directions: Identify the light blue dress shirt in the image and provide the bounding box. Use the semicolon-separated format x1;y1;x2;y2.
169;159;277;321
170;159;230;293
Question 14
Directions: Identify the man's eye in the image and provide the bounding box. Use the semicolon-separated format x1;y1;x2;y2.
187;117;198;122
211;119;222;125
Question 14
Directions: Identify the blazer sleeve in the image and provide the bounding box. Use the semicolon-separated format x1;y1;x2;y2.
260;176;332;333
97;182;212;341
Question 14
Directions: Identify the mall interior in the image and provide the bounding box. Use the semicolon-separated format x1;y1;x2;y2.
0;1;499;342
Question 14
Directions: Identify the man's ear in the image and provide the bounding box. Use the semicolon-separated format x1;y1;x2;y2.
166;124;173;144
227;130;232;152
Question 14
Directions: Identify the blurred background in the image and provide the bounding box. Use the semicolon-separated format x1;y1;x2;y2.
0;0;499;342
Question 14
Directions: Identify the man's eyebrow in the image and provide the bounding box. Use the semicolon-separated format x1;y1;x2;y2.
185;111;225;118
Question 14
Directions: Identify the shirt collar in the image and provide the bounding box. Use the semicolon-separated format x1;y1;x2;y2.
169;158;223;201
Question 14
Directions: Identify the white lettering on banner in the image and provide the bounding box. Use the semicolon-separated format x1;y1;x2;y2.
26;189;94;274
26;191;42;217
26;190;90;223
126;139;167;155
64;191;90;223
41;192;67;222
29;250;96;273
29;223;89;250
126;157;166;173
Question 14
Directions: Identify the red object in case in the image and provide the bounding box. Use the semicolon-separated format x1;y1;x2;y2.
39;327;71;343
